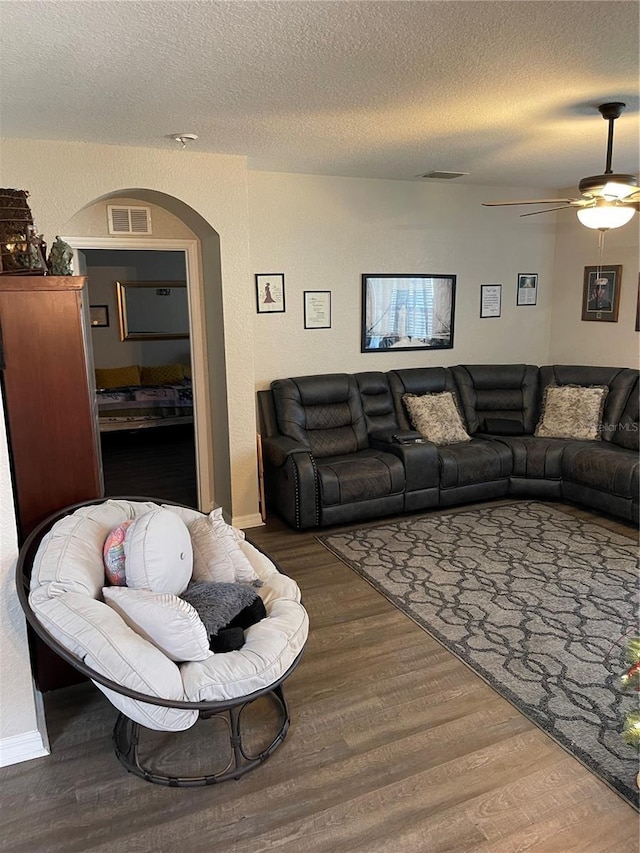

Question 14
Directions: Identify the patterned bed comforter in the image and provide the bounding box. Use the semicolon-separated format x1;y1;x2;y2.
96;381;193;427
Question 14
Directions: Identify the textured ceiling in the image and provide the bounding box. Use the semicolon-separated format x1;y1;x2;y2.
0;1;638;190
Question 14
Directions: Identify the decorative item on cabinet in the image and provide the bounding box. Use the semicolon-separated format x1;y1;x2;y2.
0;189;46;275
47;236;74;276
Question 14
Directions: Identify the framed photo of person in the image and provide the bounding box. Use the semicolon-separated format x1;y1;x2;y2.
255;274;285;313
516;273;538;306
581;265;621;322
480;284;502;318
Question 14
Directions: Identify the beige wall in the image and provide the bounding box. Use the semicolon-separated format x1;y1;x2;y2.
0;137;258;523
0;385;48;762
550;199;639;367
66;196;196;240
248;171;557;388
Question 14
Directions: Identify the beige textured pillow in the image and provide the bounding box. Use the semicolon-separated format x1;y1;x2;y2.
535;384;608;440
403;392;471;445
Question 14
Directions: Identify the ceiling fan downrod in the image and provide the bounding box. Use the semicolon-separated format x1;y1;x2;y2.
578;102;637;197
599;101;626;174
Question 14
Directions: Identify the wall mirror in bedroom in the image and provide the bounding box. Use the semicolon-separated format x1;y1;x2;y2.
116;280;190;340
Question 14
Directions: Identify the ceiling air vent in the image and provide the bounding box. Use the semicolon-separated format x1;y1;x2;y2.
107;205;152;235
421;171;470;180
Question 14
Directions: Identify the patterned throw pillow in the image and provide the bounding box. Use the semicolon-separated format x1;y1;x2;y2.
535;384;609;440
140;364;185;386
403;392;471;445
103;521;134;586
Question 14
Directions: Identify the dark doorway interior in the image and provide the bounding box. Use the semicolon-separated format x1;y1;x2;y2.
100;423;197;507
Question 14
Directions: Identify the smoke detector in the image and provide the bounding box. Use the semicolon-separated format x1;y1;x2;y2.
172;133;198;149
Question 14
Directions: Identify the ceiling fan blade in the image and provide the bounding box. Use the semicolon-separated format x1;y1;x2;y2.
520;206;573;217
482;199;577;207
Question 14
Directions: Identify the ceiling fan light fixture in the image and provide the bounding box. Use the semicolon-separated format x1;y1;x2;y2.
576;202;635;230
601;180;637;200
578;173;638;197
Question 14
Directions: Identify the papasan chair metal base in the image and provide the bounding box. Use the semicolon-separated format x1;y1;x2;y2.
113;683;291;787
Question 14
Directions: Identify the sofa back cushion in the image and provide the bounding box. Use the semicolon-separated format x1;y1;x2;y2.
354;372;399;433
271;374;369;457
388;368;459;430
539;366;639;443
451;364;540;435
610;376;639;451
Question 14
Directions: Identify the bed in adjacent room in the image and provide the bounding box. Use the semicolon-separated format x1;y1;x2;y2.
95;364;193;433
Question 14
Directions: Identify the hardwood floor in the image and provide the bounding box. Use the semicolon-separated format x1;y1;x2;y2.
1;502;638;852
100;423;198;508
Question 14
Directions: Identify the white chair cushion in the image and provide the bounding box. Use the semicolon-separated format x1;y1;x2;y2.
103;587;211;662
189;517;236;583
181;598;308;702
187;508;260;584
124;509;193;594
30;586;196;731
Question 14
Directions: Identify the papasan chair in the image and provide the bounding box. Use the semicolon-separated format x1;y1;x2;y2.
16;497;309;787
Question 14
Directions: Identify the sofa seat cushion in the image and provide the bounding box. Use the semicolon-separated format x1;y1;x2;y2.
438;439;512;489
487;435;585;480
317;449;405;506
562;442;639;498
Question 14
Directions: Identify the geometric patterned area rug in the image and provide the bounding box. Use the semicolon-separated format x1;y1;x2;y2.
317;501;640;808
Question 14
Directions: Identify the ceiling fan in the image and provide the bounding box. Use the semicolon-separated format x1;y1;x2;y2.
483;102;639;230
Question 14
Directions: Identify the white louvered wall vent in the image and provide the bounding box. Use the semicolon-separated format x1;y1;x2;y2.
107;205;152;235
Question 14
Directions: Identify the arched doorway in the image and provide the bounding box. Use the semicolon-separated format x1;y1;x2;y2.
65;189;232;516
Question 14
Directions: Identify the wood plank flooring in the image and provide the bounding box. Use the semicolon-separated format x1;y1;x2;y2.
100;423;198;508
1;501;638;852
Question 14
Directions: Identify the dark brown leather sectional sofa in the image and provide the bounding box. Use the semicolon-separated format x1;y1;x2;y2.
257;364;639;529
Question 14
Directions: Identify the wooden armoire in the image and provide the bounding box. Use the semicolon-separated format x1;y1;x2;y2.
0;275;103;689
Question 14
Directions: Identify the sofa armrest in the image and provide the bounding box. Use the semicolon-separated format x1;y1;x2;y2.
369;434;440;491
260;436;319;529
261;435;312;467
369;428;424;444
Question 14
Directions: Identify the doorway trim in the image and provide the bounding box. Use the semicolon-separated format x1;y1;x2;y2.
68;236;213;512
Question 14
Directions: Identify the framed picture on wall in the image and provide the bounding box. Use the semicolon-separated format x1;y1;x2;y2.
361;273;456;352
255;274;285;313
89;305;109;327
480;284;501;318
304;290;331;329
581;265;621;322
516;273;538;306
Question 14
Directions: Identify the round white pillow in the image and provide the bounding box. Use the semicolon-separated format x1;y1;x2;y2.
124;508;193;594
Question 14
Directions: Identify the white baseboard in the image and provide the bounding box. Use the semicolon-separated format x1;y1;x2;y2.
233;512;264;530
0;728;49;767
0;685;50;768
